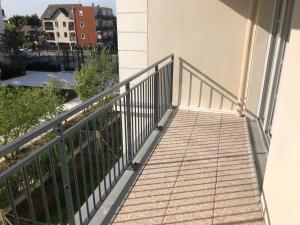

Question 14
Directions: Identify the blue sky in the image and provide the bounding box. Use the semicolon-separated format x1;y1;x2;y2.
2;0;116;18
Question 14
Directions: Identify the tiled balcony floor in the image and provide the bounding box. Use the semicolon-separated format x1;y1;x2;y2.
111;110;265;225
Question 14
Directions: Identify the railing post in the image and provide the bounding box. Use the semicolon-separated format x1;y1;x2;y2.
125;83;133;164
170;55;174;107
154;65;159;126
55;123;75;225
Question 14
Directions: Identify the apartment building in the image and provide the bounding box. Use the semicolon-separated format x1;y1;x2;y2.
41;4;80;49
41;4;116;49
73;5;97;46
94;6;116;50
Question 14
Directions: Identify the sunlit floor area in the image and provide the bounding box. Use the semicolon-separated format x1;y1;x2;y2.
111;110;265;225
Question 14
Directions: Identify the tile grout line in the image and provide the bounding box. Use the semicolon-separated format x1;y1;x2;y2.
160;111;199;224
211;113;223;225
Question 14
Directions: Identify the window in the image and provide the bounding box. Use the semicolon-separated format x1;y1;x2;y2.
55;21;58;27
79;10;83;16
80;21;84;28
63;22;66;27
64;32;68;38
44;22;54;30
56;32;60;38
81;33;85;39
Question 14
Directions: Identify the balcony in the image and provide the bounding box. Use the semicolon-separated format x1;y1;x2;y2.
96;25;113;32
44;22;54;31
95;14;114;20
0;55;264;225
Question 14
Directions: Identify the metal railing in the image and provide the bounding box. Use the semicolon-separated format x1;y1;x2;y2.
0;54;174;225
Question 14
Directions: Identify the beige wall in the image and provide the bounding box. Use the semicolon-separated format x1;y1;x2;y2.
116;0;148;84
262;0;300;224
148;0;251;111
247;0;276;117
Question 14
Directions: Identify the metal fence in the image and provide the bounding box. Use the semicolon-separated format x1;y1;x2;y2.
0;54;174;225
22;50;85;71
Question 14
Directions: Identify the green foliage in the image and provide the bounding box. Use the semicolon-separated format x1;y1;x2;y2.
24;28;47;52
0;86;63;147
73;63;100;100
73;47;114;100
0;23;24;61
47;78;65;96
8;15;26;29
9;14;41;29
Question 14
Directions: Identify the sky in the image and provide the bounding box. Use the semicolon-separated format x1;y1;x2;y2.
1;0;116;18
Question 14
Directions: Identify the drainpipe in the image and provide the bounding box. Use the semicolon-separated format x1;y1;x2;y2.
237;0;259;117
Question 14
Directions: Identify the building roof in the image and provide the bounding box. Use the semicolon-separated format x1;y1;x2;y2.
41;4;81;19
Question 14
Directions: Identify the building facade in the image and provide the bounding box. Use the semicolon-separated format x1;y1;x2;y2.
73;5;97;47
116;0;300;224
94;6;116;50
41;4;80;49
41;4;116;49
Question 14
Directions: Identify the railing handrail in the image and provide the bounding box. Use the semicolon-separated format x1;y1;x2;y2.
0;54;174;157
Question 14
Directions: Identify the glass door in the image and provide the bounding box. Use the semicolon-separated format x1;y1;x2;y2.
259;0;294;141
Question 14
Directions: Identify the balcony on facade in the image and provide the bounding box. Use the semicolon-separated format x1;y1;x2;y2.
95;14;114;20
0;55;266;225
69;22;75;31
44;22;54;31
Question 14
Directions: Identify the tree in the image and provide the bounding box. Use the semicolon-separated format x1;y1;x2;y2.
8;15;26;29
25;14;42;27
9;14;42;29
0;23;24;64
73;47;114;100
0;86;64;148
24;28;47;53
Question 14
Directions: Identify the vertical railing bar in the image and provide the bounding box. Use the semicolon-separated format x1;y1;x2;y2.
111;105;117;183
22;166;37;225
4;178;20;225
123;95;129;166
152;75;155;128
78;126;90;216
231;102;235;110
130;88;135;156
48;149;63;225
163;66;167;114
119;98;125;172
56;123;75;225
160;68;163;118
69;134;83;225
134;88;138;154
147;77;150;135
188;72;192;107
198;81;203;108
209;88;213;108
165;65;169;108
104;108;112;188
125;83;133;164
220;95;224;109
154;65;159;126
93;117;102;202
114;101;121;177
138;84;142;148
35;157;51;225
98;113;107;195
86;122;96;209
170;55;174;106
142;82;145;142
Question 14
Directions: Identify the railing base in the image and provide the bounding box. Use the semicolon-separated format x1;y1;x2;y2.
128;162;140;172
